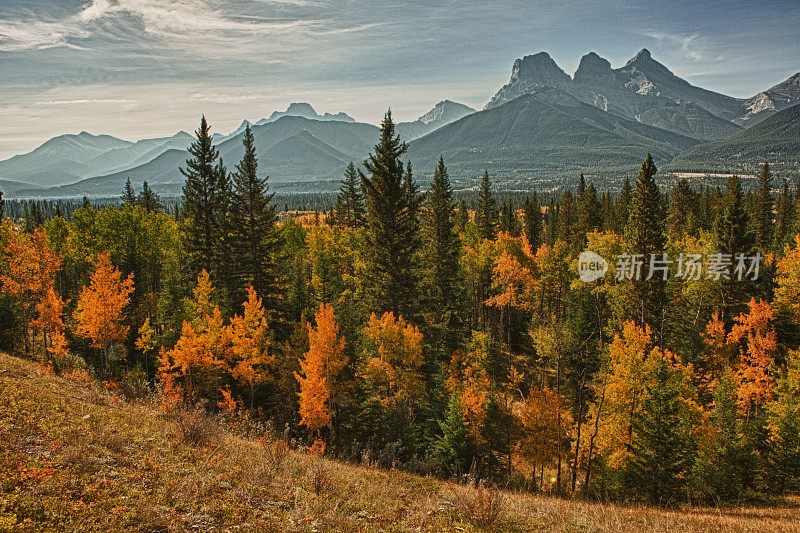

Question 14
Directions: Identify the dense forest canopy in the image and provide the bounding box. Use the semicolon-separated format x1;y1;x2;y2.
2;114;800;506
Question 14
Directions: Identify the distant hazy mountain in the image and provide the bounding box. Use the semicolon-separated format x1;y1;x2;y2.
485;49;743;141
26;116;380;198
255;103;355;125
0;179;42;195
0;131;195;188
671;103;800;173
409;89;700;178
737;73;800;126
0;132;131;187
396;100;476;141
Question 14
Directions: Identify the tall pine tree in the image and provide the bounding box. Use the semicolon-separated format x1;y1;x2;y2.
334;162;365;227
361;110;420;318
181;116;225;282
230;125;282;315
421;156;464;360
753;161;774;252
476;170;499;240
625;154;666;335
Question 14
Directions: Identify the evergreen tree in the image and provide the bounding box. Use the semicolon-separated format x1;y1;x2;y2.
694;373;753;501
0;189;4;219
499;200;520;236
435;393;476;478
476;170;499;240
765;351;800;493
181;115;224;280
137;181;162;213
666;178;695;242
456;199;469;233
335;162;365;227
421;156;464;359
753;161;774;252
714;176;755;321
625;359;696;505
361;110;420;318
576;180;602;238
122;178;137;206
523;193;541;251
617;177;632;231
557;191;575;243
229;125;282;314
625;154;666;333
772;179;794;251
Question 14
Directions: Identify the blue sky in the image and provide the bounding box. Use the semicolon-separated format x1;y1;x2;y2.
1;0;798;159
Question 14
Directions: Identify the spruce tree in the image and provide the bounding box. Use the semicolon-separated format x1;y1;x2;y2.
230;125;282;314
335;162;365;227
772;179;793;252
523;193;541;251
421;156;464;359
0;189;4;219
625;154;666;333
617;177;632;231
557;191;575;243
181;115;223;280
625;359;696;505
435;393;476;478
753;161;774;252
694;373;753;501
122;178;137;206
576;180;602;238
137;181;162;213
361;110;420;318
456;199;469;233
666;178;695;242
713;175;754;320
476;170;498;240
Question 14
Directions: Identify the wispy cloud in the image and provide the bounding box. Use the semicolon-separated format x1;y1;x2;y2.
641;31;708;61
34;98;135;106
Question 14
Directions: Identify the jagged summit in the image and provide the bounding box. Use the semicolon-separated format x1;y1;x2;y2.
511;52;571;87
574;52;614;84
260;103;355;124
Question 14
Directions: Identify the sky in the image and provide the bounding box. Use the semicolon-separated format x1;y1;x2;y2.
0;0;798;159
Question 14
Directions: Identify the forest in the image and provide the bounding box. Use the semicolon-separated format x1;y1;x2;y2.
2;110;800;507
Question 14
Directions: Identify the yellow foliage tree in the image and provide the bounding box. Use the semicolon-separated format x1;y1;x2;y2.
295;303;348;436
73;252;134;371
775;234;800;323
361;311;425;410
228;286;275;408
446;331;491;439
0;227;62;356
728;298;778;415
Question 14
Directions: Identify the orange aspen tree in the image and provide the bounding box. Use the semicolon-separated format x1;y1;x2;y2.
445;331;491;439
73;252;134;371
728;298;778;416
295;303;348;437
158;270;229;405
31;287;69;370
228;286;275;409
0;228;62;355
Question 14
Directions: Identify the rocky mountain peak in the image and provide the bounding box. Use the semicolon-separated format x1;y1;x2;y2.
573;52;614;84
510;52;571;88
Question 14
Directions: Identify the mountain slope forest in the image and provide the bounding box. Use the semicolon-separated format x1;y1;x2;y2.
2;112;800;529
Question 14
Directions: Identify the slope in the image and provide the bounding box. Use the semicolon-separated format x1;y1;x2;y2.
1;352;799;531
409;90;700;178
671;104;800;173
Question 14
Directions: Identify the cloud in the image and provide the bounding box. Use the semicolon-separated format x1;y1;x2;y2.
641;31;707;61
0;0;335;53
34;98;135;106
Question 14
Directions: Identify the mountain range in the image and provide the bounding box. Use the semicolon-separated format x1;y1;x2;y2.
2;49;799;198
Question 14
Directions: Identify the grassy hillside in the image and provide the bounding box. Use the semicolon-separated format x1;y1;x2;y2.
1;353;799;532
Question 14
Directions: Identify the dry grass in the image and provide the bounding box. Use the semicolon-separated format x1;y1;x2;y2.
1;352;799;532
